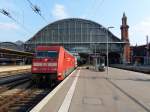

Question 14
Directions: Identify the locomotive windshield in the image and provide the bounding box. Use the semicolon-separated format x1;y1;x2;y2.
36;51;58;58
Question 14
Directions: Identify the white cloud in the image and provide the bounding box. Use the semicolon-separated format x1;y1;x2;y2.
52;4;69;19
0;22;19;30
130;17;150;45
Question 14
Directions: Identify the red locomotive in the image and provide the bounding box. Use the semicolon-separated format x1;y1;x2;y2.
31;46;76;86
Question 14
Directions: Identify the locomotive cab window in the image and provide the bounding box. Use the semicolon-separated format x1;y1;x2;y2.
47;51;58;57
36;51;58;58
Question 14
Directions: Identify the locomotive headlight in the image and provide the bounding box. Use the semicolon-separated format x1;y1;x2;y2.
58;73;62;76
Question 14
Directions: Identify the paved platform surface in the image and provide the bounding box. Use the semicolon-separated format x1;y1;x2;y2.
33;67;150;112
0;65;31;73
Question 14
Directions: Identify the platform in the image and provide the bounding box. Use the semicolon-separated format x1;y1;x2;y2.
31;67;150;112
0;65;31;74
111;64;150;74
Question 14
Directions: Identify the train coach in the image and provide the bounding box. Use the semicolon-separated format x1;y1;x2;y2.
31;46;76;86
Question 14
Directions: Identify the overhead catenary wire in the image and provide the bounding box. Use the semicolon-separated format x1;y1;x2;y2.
0;8;30;33
26;0;47;23
0;9;17;22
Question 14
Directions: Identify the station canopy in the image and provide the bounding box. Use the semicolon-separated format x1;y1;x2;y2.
0;42;24;51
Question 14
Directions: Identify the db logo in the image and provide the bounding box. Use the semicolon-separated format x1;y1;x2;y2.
43;63;48;66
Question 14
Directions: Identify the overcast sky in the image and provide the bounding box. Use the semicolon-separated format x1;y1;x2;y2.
0;0;150;45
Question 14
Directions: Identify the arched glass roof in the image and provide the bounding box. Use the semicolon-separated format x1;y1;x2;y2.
26;18;122;44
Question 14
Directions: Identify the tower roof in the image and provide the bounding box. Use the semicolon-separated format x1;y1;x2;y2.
123;12;127;18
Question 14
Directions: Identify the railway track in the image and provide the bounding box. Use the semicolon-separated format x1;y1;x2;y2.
0;87;50;112
0;81;31;112
0;72;56;112
0;79;51;112
0;72;31;93
106;79;150;112
0;73;31;85
0;78;30;93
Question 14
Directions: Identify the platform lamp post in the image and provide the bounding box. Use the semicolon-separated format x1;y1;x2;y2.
146;35;149;65
106;26;114;79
